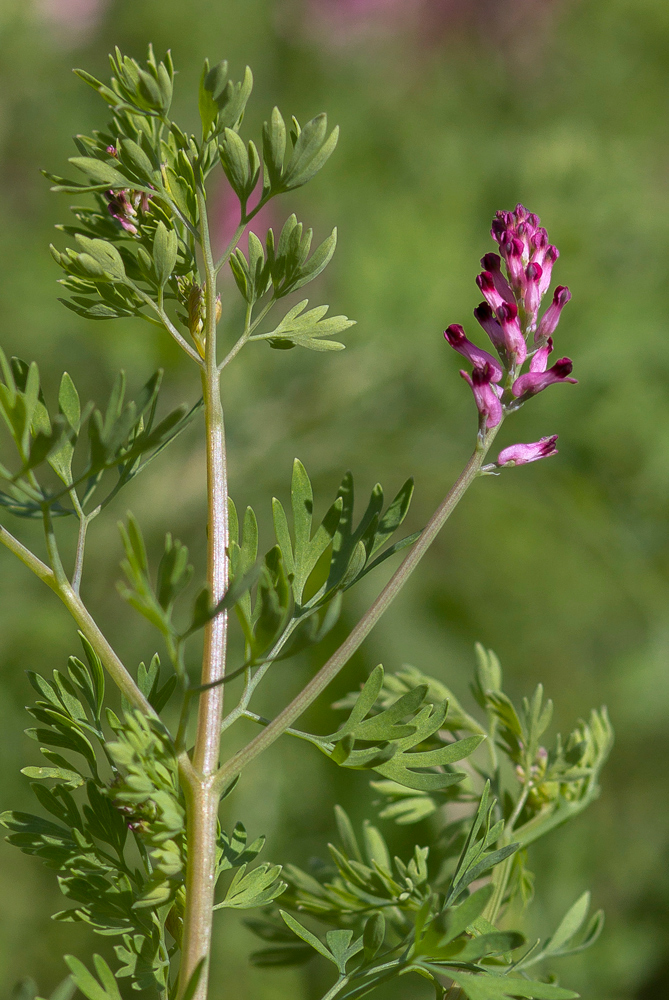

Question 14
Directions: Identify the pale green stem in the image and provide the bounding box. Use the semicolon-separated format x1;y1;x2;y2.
320;977;350;1000
177;185;230;1000
214;221;247;275
135;287;204;367
482;776;531;925
0;522;153;716
218;299;276;372
214;425;502;794
69;490;100;595
219;616;300;734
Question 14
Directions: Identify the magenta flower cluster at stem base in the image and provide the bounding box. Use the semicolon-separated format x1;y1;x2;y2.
444;204;577;467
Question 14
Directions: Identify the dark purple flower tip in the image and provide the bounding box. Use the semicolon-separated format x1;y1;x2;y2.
526;262;542;283
554;285;571;306
527;213;541;230
476;271;496;292
461;363;503;428
444;325;503;381
512;357;578;399
531;229;549;253
497;301;518;322
481;252;502;271
471;361;496;387
536;284;571;343
497;435;559;466
500;233;524;258
514;203;529;221
474;301;506;353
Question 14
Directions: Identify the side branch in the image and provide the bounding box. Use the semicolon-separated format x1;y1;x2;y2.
214;431;500;792
0;523;155;717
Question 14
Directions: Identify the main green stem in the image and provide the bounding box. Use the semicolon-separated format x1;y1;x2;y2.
215;426;501;793
178;188;229;1000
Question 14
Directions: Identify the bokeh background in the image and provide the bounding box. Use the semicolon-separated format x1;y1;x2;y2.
0;0;667;997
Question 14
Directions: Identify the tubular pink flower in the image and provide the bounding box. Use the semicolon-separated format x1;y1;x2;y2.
479;252;515;304
536;285;571;344
524;262;543;322
460;363;503;428
497;435;559;466
538;245;559;297
529;337;554;374
530;228;549;265
499;233;525;287
474;302;506;354
496;301;527;365
444;325;503;381
476;271;507;311
512;357;577;399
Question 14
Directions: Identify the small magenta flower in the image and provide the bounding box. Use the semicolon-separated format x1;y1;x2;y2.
106;188;152;235
512;357;577;399
473;301;506;354
536;285;571;345
460;364;503;428
529;336;554;374
496;302;526;364
497;436;559;466
444;325;503;382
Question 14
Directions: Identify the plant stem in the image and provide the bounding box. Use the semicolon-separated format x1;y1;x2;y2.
178;186;229;1000
215;426;501;793
483;777;531;924
0;522;154;715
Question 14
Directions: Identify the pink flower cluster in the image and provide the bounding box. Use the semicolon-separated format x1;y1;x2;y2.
104;146;152;236
444;204;577;468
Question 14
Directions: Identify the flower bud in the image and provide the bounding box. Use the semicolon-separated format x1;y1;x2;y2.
536;285;571;344
497;435;559;466
444;325;503;381
512;357;577;399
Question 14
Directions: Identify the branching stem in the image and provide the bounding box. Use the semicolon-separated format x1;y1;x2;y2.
214;424;502;793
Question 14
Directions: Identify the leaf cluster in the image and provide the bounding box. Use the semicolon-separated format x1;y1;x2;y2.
0;356;198;521
247;805;579;1000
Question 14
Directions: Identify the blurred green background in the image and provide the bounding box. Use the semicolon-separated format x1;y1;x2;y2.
0;0;667;997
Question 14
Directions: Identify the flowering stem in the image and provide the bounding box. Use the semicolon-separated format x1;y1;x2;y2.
177;186;229;1000
214;424;502;793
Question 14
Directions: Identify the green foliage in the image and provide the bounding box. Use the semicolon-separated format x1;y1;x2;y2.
247;805;580;1000
0;39;614;1000
0;355;197;521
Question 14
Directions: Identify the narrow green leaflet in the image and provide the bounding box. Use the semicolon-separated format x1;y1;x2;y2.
425;969;578;1000
257;300;355;352
63;956;121;1000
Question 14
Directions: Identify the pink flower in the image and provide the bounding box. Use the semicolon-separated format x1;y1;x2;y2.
524;262;543;323
444;325;503;382
106;189;151;235
480;253;515;304
496;301;527;365
536;285;571;345
460;363;503;429
529;337;554;374
474;302;506;355
497;436;559;466
512;357;577;399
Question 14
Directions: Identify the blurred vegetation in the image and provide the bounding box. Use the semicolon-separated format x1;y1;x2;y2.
0;0;667;998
